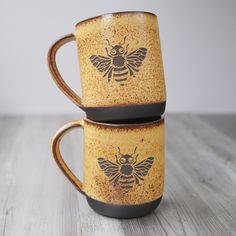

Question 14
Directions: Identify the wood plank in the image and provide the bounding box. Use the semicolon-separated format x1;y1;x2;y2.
199;114;236;141
0;115;235;236
165;115;236;235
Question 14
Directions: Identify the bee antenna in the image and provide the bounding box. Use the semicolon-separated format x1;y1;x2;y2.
117;147;121;156
132;146;137;155
106;39;113;47
122;36;127;45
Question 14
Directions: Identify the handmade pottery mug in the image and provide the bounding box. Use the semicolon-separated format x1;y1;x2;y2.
48;11;166;122
51;117;165;218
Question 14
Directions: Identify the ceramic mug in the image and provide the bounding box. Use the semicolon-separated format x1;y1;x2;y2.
48;11;166;122
51;117;165;218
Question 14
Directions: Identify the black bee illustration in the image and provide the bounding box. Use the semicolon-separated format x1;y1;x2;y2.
97;147;155;191
90;37;147;85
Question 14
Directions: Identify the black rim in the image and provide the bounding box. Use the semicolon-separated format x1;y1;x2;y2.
76;11;156;27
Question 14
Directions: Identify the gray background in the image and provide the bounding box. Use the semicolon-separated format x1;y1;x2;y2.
0;0;235;115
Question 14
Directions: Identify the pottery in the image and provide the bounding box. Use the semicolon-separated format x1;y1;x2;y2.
48;11;166;122
51;117;165;218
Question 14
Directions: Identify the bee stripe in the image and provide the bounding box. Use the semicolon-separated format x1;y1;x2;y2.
113;71;128;77
115;78;127;82
121;185;133;189
120;176;133;179
113;66;126;72
119;180;134;184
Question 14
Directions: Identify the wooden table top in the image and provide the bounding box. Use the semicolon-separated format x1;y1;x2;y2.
0;114;235;236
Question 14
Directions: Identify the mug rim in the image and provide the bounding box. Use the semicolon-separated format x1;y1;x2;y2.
75;11;157;27
84;116;164;127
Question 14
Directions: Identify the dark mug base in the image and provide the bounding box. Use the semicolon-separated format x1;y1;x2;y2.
86;196;163;219
84;102;166;122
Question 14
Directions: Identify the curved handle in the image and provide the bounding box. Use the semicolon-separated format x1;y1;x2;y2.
51;120;84;194
48;34;83;108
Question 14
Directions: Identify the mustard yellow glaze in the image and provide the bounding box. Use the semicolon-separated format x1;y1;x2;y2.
83;119;165;205
74;12;166;107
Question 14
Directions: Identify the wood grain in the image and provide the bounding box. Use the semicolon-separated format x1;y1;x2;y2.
0;114;235;236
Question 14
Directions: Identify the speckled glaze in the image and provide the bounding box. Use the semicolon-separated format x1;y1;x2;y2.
51;118;164;206
83;119;164;204
75;12;166;107
48;12;166;109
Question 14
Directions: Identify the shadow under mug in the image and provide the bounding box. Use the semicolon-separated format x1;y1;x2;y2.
51;117;165;218
48;11;166;122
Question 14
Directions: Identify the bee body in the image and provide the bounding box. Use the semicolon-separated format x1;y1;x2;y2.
98;147;155;191
118;164;135;189
90;37;147;85
112;55;125;67
113;66;129;85
119;175;135;189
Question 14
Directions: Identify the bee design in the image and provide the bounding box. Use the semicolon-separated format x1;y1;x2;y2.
90;37;147;85
97;147;155;191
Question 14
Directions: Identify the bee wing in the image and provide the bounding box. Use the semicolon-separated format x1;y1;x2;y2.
90;55;113;80
133;157;154;184
126;48;147;75
97;157;119;178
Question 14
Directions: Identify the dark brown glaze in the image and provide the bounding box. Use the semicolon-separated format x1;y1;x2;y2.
86;195;162;219
75;11;157;27
84;102;166;122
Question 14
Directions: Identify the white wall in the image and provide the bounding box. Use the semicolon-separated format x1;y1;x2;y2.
0;0;236;115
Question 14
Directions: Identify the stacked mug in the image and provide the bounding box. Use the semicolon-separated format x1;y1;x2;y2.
48;11;166;219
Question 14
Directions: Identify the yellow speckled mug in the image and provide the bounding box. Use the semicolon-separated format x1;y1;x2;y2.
51;117;164;218
48;11;166;122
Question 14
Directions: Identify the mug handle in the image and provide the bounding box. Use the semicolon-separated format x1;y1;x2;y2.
51;119;84;194
47;34;83;108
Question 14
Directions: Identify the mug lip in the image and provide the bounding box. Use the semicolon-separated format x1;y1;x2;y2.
84;116;164;127
75;11;156;27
